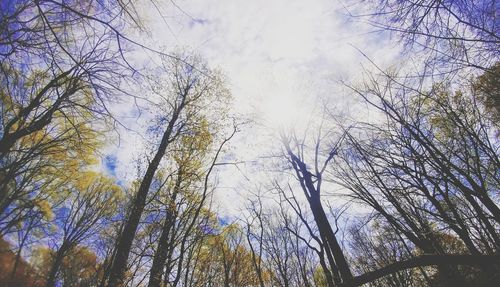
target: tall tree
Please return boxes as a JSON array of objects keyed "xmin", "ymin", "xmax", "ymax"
[
  {"xmin": 148, "ymin": 118, "xmax": 236, "ymax": 287},
  {"xmin": 0, "ymin": 0, "xmax": 138, "ymax": 239},
  {"xmin": 280, "ymin": 129, "xmax": 353, "ymax": 286},
  {"xmin": 334, "ymin": 69, "xmax": 500, "ymax": 285},
  {"xmin": 106, "ymin": 53, "xmax": 231, "ymax": 286},
  {"xmin": 44, "ymin": 173, "xmax": 122, "ymax": 287}
]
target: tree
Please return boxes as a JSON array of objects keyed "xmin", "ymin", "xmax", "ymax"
[
  {"xmin": 245, "ymin": 186, "xmax": 333, "ymax": 287},
  {"xmin": 0, "ymin": 69, "xmax": 106, "ymax": 235},
  {"xmin": 187, "ymin": 223, "xmax": 261, "ymax": 287},
  {"xmin": 33, "ymin": 245, "xmax": 103, "ymax": 287},
  {"xmin": 474, "ymin": 62, "xmax": 500, "ymax": 126},
  {"xmin": 0, "ymin": 0, "xmax": 138, "ymax": 156},
  {"xmin": 44, "ymin": 173, "xmax": 122, "ymax": 287},
  {"xmin": 58, "ymin": 246, "xmax": 103, "ymax": 287},
  {"xmin": 148, "ymin": 118, "xmax": 237, "ymax": 287},
  {"xmin": 243, "ymin": 194, "xmax": 268, "ymax": 287},
  {"xmin": 106, "ymin": 53, "xmax": 231, "ymax": 287},
  {"xmin": 280, "ymin": 129, "xmax": 353, "ymax": 286},
  {"xmin": 0, "ymin": 237, "xmax": 43, "ymax": 287},
  {"xmin": 348, "ymin": 219, "xmax": 430, "ymax": 287},
  {"xmin": 351, "ymin": 0, "xmax": 499, "ymax": 72},
  {"xmin": 0, "ymin": 0, "xmax": 137, "ymax": 240},
  {"xmin": 333, "ymin": 67, "xmax": 500, "ymax": 285}
]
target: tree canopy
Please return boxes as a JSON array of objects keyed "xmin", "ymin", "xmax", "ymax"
[{"xmin": 0, "ymin": 1, "xmax": 498, "ymax": 286}]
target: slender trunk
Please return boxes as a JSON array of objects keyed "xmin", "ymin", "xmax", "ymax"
[
  {"xmin": 183, "ymin": 241, "xmax": 197, "ymax": 287},
  {"xmin": 286, "ymin": 148, "xmax": 352, "ymax": 285},
  {"xmin": 223, "ymin": 269, "xmax": 230, "ymax": 287},
  {"xmin": 318, "ymin": 251, "xmax": 335, "ymax": 287},
  {"xmin": 11, "ymin": 218, "xmax": 34, "ymax": 281},
  {"xmin": 309, "ymin": 195, "xmax": 353, "ymax": 284},
  {"xmin": 45, "ymin": 248, "xmax": 66, "ymax": 287},
  {"xmin": 147, "ymin": 217, "xmax": 174, "ymax": 287},
  {"xmin": 246, "ymin": 225, "xmax": 265, "ymax": 287},
  {"xmin": 148, "ymin": 205, "xmax": 177, "ymax": 286},
  {"xmin": 170, "ymin": 132, "xmax": 236, "ymax": 287},
  {"xmin": 107, "ymin": 98, "xmax": 185, "ymax": 287}
]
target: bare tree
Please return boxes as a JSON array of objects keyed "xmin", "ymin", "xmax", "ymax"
[
  {"xmin": 348, "ymin": 0, "xmax": 499, "ymax": 72},
  {"xmin": 280, "ymin": 129, "xmax": 353, "ymax": 286},
  {"xmin": 333, "ymin": 67, "xmax": 500, "ymax": 285}
]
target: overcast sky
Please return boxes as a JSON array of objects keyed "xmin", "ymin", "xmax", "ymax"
[{"xmin": 104, "ymin": 0, "xmax": 402, "ymax": 217}]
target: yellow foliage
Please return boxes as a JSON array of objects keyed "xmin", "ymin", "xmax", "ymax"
[{"xmin": 34, "ymin": 199, "xmax": 54, "ymax": 221}]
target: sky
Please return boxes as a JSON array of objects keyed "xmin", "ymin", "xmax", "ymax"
[{"xmin": 103, "ymin": 0, "xmax": 402, "ymax": 217}]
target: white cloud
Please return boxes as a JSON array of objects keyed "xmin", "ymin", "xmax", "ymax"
[{"xmin": 106, "ymin": 0, "xmax": 402, "ymax": 217}]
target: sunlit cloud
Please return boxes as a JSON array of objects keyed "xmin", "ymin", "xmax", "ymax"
[{"xmin": 107, "ymin": 0, "xmax": 401, "ymax": 216}]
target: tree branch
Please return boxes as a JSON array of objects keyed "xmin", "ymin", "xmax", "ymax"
[{"xmin": 346, "ymin": 254, "xmax": 500, "ymax": 287}]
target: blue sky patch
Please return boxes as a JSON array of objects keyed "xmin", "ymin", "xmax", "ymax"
[{"xmin": 104, "ymin": 154, "xmax": 117, "ymax": 176}]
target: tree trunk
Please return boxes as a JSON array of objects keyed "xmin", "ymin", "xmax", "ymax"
[
  {"xmin": 148, "ymin": 183, "xmax": 179, "ymax": 287},
  {"xmin": 346, "ymin": 255, "xmax": 500, "ymax": 287},
  {"xmin": 46, "ymin": 249, "xmax": 66, "ymax": 287},
  {"xmin": 147, "ymin": 217, "xmax": 174, "ymax": 287},
  {"xmin": 309, "ymin": 195, "xmax": 353, "ymax": 284},
  {"xmin": 107, "ymin": 99, "xmax": 185, "ymax": 287}
]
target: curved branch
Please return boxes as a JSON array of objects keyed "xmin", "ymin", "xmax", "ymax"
[{"xmin": 346, "ymin": 254, "xmax": 500, "ymax": 287}]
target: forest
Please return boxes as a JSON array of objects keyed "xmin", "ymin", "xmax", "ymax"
[{"xmin": 0, "ymin": 0, "xmax": 498, "ymax": 286}]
